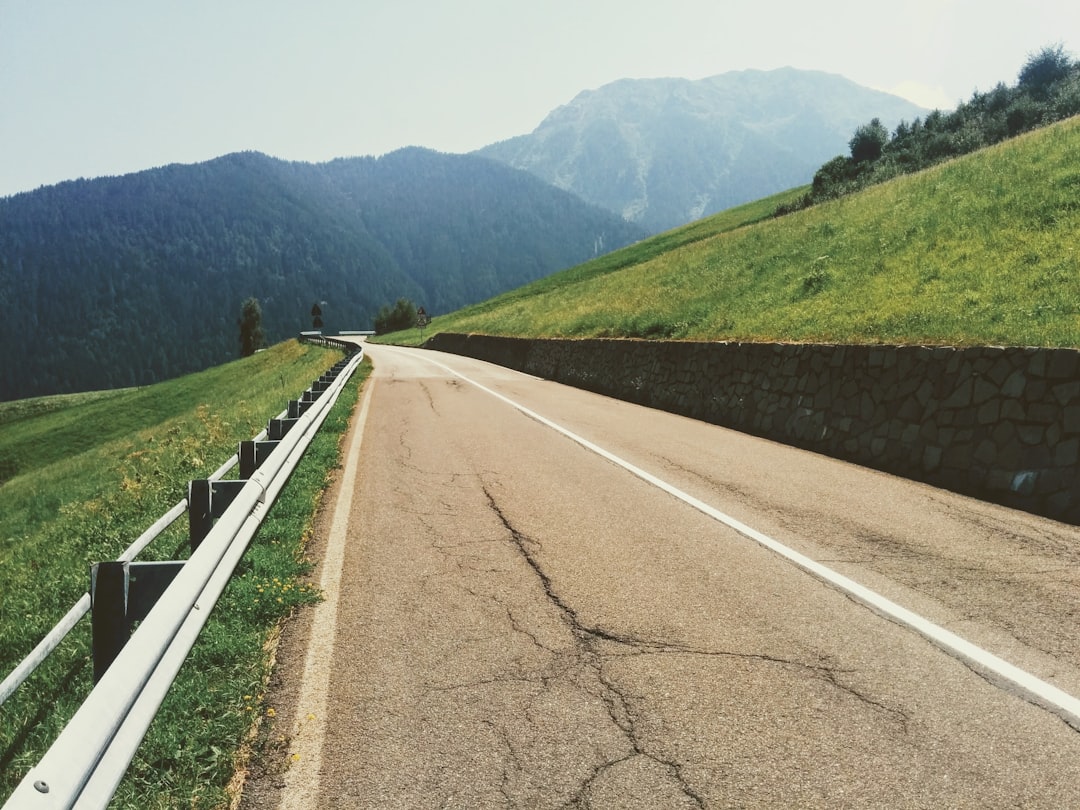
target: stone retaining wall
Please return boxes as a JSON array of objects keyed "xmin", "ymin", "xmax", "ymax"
[{"xmin": 427, "ymin": 333, "xmax": 1080, "ymax": 524}]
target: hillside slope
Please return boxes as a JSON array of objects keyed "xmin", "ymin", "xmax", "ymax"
[
  {"xmin": 419, "ymin": 116, "xmax": 1080, "ymax": 349},
  {"xmin": 475, "ymin": 68, "xmax": 925, "ymax": 233},
  {"xmin": 0, "ymin": 149, "xmax": 644, "ymax": 401}
]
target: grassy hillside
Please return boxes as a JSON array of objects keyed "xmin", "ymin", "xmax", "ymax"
[
  {"xmin": 386, "ymin": 116, "xmax": 1080, "ymax": 349},
  {"xmin": 0, "ymin": 340, "xmax": 367, "ymax": 807}
]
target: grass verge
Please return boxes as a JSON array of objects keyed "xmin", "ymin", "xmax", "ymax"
[{"xmin": 0, "ymin": 342, "xmax": 369, "ymax": 808}]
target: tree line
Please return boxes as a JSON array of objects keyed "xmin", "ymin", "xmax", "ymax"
[
  {"xmin": 0, "ymin": 149, "xmax": 643, "ymax": 401},
  {"xmin": 777, "ymin": 45, "xmax": 1080, "ymax": 215}
]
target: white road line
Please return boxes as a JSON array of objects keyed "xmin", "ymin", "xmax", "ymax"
[
  {"xmin": 413, "ymin": 348, "xmax": 1080, "ymax": 729},
  {"xmin": 279, "ymin": 372, "xmax": 376, "ymax": 810}
]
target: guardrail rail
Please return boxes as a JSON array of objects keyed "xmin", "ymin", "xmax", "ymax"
[{"xmin": 2, "ymin": 342, "xmax": 363, "ymax": 809}]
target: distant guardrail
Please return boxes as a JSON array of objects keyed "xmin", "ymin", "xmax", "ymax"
[
  {"xmin": 300, "ymin": 331, "xmax": 373, "ymax": 351},
  {"xmin": 2, "ymin": 342, "xmax": 363, "ymax": 809}
]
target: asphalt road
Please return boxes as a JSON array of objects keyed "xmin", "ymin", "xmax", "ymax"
[{"xmin": 244, "ymin": 342, "xmax": 1080, "ymax": 809}]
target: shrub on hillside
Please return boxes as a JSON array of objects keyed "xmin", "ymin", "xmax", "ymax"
[
  {"xmin": 374, "ymin": 298, "xmax": 418, "ymax": 334},
  {"xmin": 778, "ymin": 44, "xmax": 1080, "ymax": 217}
]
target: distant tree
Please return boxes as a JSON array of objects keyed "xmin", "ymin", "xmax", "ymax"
[
  {"xmin": 1052, "ymin": 70, "xmax": 1080, "ymax": 119},
  {"xmin": 311, "ymin": 302, "xmax": 324, "ymax": 330},
  {"xmin": 982, "ymin": 82, "xmax": 1014, "ymax": 115},
  {"xmin": 849, "ymin": 118, "xmax": 889, "ymax": 164},
  {"xmin": 239, "ymin": 297, "xmax": 265, "ymax": 357},
  {"xmin": 374, "ymin": 298, "xmax": 418, "ymax": 334},
  {"xmin": 1019, "ymin": 44, "xmax": 1073, "ymax": 99}
]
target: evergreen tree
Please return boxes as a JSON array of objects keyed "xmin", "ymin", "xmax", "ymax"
[{"xmin": 239, "ymin": 297, "xmax": 265, "ymax": 357}]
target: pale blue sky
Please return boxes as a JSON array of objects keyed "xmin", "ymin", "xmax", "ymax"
[{"xmin": 1, "ymin": 0, "xmax": 1077, "ymax": 197}]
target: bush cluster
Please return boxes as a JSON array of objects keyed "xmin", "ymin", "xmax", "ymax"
[
  {"xmin": 374, "ymin": 297, "xmax": 418, "ymax": 334},
  {"xmin": 777, "ymin": 45, "xmax": 1080, "ymax": 215}
]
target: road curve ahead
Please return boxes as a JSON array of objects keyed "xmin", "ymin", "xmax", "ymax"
[{"xmin": 254, "ymin": 342, "xmax": 1080, "ymax": 809}]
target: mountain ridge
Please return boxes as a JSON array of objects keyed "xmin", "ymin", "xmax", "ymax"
[
  {"xmin": 0, "ymin": 148, "xmax": 644, "ymax": 401},
  {"xmin": 0, "ymin": 68, "xmax": 930, "ymax": 400},
  {"xmin": 476, "ymin": 67, "xmax": 926, "ymax": 232}
]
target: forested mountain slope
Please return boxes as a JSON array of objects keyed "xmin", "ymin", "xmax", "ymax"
[{"xmin": 0, "ymin": 149, "xmax": 644, "ymax": 400}]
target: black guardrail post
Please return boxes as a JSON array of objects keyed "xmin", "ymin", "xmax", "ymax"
[
  {"xmin": 188, "ymin": 479, "xmax": 247, "ymax": 551},
  {"xmin": 267, "ymin": 417, "xmax": 299, "ymax": 441},
  {"xmin": 91, "ymin": 562, "xmax": 128, "ymax": 683},
  {"xmin": 239, "ymin": 439, "xmax": 281, "ymax": 479},
  {"xmin": 90, "ymin": 561, "xmax": 185, "ymax": 682}
]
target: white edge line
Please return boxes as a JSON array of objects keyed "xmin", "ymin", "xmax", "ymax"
[
  {"xmin": 412, "ymin": 348, "xmax": 1080, "ymax": 728},
  {"xmin": 278, "ymin": 369, "xmax": 376, "ymax": 810}
]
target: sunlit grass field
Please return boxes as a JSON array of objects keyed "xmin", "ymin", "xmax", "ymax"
[
  {"xmin": 383, "ymin": 116, "xmax": 1080, "ymax": 349},
  {"xmin": 0, "ymin": 340, "xmax": 368, "ymax": 807}
]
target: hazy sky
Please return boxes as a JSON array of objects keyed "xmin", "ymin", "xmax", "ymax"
[{"xmin": 2, "ymin": 0, "xmax": 1077, "ymax": 197}]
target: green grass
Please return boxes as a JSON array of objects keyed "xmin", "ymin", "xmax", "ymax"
[
  {"xmin": 380, "ymin": 116, "xmax": 1080, "ymax": 349},
  {"xmin": 376, "ymin": 185, "xmax": 809, "ymax": 346},
  {"xmin": 0, "ymin": 340, "xmax": 370, "ymax": 807},
  {"xmin": 0, "ymin": 343, "xmax": 334, "ymax": 567}
]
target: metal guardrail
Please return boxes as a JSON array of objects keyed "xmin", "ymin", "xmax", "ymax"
[
  {"xmin": 0, "ymin": 458, "xmax": 246, "ymax": 708},
  {"xmin": 2, "ymin": 345, "xmax": 363, "ymax": 809},
  {"xmin": 299, "ymin": 332, "xmax": 365, "ymax": 352}
]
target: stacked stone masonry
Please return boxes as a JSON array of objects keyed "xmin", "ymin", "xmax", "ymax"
[{"xmin": 427, "ymin": 334, "xmax": 1080, "ymax": 525}]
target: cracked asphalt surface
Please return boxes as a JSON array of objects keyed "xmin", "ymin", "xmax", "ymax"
[{"xmin": 243, "ymin": 343, "xmax": 1080, "ymax": 808}]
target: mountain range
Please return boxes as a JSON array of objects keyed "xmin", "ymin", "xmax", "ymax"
[
  {"xmin": 0, "ymin": 67, "xmax": 928, "ymax": 401},
  {"xmin": 476, "ymin": 68, "xmax": 926, "ymax": 232},
  {"xmin": 0, "ymin": 149, "xmax": 643, "ymax": 400}
]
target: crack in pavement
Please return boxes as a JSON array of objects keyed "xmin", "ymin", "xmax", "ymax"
[
  {"xmin": 417, "ymin": 380, "xmax": 438, "ymax": 412},
  {"xmin": 482, "ymin": 484, "xmax": 706, "ymax": 808},
  {"xmin": 474, "ymin": 483, "xmax": 913, "ymax": 807},
  {"xmin": 472, "ymin": 587, "xmax": 560, "ymax": 656}
]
